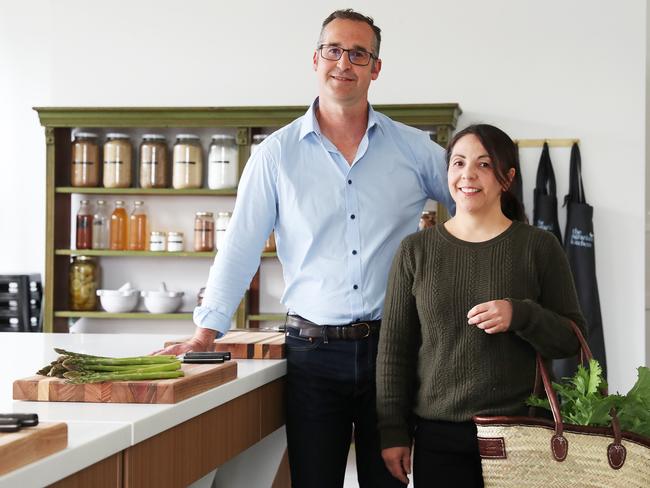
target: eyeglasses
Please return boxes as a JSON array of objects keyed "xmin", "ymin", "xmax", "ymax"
[{"xmin": 318, "ymin": 44, "xmax": 377, "ymax": 66}]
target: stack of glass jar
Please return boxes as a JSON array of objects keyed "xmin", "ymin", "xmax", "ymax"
[
  {"xmin": 70, "ymin": 131, "xmax": 249, "ymax": 190},
  {"xmin": 75, "ymin": 200, "xmax": 149, "ymax": 251}
]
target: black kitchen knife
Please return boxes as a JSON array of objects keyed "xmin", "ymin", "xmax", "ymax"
[{"xmin": 0, "ymin": 413, "xmax": 39, "ymax": 427}]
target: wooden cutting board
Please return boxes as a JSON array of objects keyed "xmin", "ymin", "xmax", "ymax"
[
  {"xmin": 12, "ymin": 361, "xmax": 237, "ymax": 404},
  {"xmin": 0, "ymin": 422, "xmax": 67, "ymax": 476},
  {"xmin": 165, "ymin": 330, "xmax": 286, "ymax": 359}
]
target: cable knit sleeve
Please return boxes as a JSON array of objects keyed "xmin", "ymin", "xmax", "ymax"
[
  {"xmin": 377, "ymin": 236, "xmax": 422, "ymax": 449},
  {"xmin": 508, "ymin": 231, "xmax": 587, "ymax": 358}
]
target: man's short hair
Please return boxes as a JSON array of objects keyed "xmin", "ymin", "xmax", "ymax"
[{"xmin": 319, "ymin": 9, "xmax": 382, "ymax": 56}]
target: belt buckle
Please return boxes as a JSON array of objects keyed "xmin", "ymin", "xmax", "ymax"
[{"xmin": 350, "ymin": 322, "xmax": 370, "ymax": 339}]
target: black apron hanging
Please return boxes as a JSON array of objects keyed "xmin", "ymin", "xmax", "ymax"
[
  {"xmin": 554, "ymin": 144, "xmax": 607, "ymax": 380},
  {"xmin": 533, "ymin": 142, "xmax": 562, "ymax": 242}
]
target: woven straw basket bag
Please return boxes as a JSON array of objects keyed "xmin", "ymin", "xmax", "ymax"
[{"xmin": 474, "ymin": 323, "xmax": 650, "ymax": 487}]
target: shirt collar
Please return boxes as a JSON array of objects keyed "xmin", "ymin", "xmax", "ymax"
[{"xmin": 299, "ymin": 97, "xmax": 382, "ymax": 141}]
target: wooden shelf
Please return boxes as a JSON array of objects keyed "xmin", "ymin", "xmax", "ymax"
[
  {"xmin": 55, "ymin": 311, "xmax": 193, "ymax": 320},
  {"xmin": 55, "ymin": 249, "xmax": 278, "ymax": 258},
  {"xmin": 56, "ymin": 187, "xmax": 237, "ymax": 196}
]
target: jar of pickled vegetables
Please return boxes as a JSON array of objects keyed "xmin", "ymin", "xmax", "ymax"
[{"xmin": 69, "ymin": 256, "xmax": 99, "ymax": 311}]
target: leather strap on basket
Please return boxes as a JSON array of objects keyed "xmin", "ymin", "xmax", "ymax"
[{"xmin": 536, "ymin": 320, "xmax": 626, "ymax": 468}]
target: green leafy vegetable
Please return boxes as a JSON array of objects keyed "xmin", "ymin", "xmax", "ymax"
[{"xmin": 527, "ymin": 359, "xmax": 650, "ymax": 438}]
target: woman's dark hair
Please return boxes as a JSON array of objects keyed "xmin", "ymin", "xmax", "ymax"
[{"xmin": 446, "ymin": 124, "xmax": 527, "ymax": 222}]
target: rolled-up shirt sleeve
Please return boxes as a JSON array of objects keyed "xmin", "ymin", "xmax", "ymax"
[{"xmin": 193, "ymin": 144, "xmax": 278, "ymax": 336}]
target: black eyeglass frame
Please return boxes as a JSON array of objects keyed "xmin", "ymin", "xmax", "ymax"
[{"xmin": 317, "ymin": 44, "xmax": 378, "ymax": 66}]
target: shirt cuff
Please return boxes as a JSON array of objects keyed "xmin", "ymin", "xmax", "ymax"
[
  {"xmin": 192, "ymin": 305, "xmax": 231, "ymax": 337},
  {"xmin": 379, "ymin": 426, "xmax": 412, "ymax": 450}
]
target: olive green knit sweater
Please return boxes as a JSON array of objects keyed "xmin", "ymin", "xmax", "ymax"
[{"xmin": 376, "ymin": 221, "xmax": 586, "ymax": 449}]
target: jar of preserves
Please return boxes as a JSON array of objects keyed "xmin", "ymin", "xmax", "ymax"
[
  {"xmin": 71, "ymin": 132, "xmax": 99, "ymax": 187},
  {"xmin": 208, "ymin": 135, "xmax": 238, "ymax": 189},
  {"xmin": 149, "ymin": 231, "xmax": 166, "ymax": 252},
  {"xmin": 419, "ymin": 211, "xmax": 437, "ymax": 231},
  {"xmin": 69, "ymin": 256, "xmax": 98, "ymax": 311},
  {"xmin": 92, "ymin": 200, "xmax": 110, "ymax": 249},
  {"xmin": 172, "ymin": 134, "xmax": 202, "ymax": 189},
  {"xmin": 139, "ymin": 134, "xmax": 168, "ymax": 188},
  {"xmin": 103, "ymin": 133, "xmax": 132, "ymax": 188},
  {"xmin": 76, "ymin": 200, "xmax": 93, "ymax": 250},
  {"xmin": 194, "ymin": 212, "xmax": 215, "ymax": 252},
  {"xmin": 109, "ymin": 200, "xmax": 128, "ymax": 250},
  {"xmin": 167, "ymin": 232, "xmax": 184, "ymax": 252},
  {"xmin": 215, "ymin": 211, "xmax": 232, "ymax": 251}
]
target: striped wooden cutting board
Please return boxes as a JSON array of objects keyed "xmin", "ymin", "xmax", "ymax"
[
  {"xmin": 165, "ymin": 330, "xmax": 286, "ymax": 359},
  {"xmin": 13, "ymin": 361, "xmax": 237, "ymax": 404},
  {"xmin": 0, "ymin": 422, "xmax": 67, "ymax": 476}
]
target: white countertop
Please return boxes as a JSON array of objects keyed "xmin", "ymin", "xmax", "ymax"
[{"xmin": 0, "ymin": 332, "xmax": 286, "ymax": 488}]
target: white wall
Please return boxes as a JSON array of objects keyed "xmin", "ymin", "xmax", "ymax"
[{"xmin": 0, "ymin": 0, "xmax": 646, "ymax": 392}]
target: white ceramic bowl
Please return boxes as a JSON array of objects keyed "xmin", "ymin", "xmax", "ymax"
[
  {"xmin": 141, "ymin": 290, "xmax": 184, "ymax": 314},
  {"xmin": 96, "ymin": 289, "xmax": 139, "ymax": 313}
]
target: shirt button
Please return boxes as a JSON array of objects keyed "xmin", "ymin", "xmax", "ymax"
[
  {"xmin": 350, "ymin": 214, "xmax": 355, "ymax": 220},
  {"xmin": 352, "ymin": 250, "xmax": 357, "ymax": 255},
  {"xmin": 348, "ymin": 179, "xmax": 352, "ymax": 184},
  {"xmin": 353, "ymin": 285, "xmax": 358, "ymax": 290}
]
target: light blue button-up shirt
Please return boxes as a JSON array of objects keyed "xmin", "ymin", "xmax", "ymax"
[{"xmin": 194, "ymin": 99, "xmax": 454, "ymax": 335}]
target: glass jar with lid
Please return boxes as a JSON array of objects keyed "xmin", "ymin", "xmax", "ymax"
[
  {"xmin": 194, "ymin": 212, "xmax": 215, "ymax": 252},
  {"xmin": 167, "ymin": 232, "xmax": 185, "ymax": 252},
  {"xmin": 208, "ymin": 135, "xmax": 239, "ymax": 189},
  {"xmin": 69, "ymin": 256, "xmax": 99, "ymax": 311},
  {"xmin": 103, "ymin": 133, "xmax": 132, "ymax": 188},
  {"xmin": 172, "ymin": 134, "xmax": 202, "ymax": 189},
  {"xmin": 71, "ymin": 132, "xmax": 99, "ymax": 187},
  {"xmin": 149, "ymin": 231, "xmax": 166, "ymax": 252},
  {"xmin": 139, "ymin": 134, "xmax": 168, "ymax": 188},
  {"xmin": 216, "ymin": 211, "xmax": 232, "ymax": 251},
  {"xmin": 128, "ymin": 200, "xmax": 148, "ymax": 251},
  {"xmin": 250, "ymin": 134, "xmax": 267, "ymax": 155},
  {"xmin": 418, "ymin": 211, "xmax": 437, "ymax": 231}
]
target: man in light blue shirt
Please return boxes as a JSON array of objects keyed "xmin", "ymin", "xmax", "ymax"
[{"xmin": 159, "ymin": 8, "xmax": 453, "ymax": 488}]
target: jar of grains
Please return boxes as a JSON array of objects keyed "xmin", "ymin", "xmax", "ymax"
[
  {"xmin": 71, "ymin": 132, "xmax": 99, "ymax": 187},
  {"xmin": 194, "ymin": 212, "xmax": 215, "ymax": 252},
  {"xmin": 215, "ymin": 211, "xmax": 232, "ymax": 251},
  {"xmin": 172, "ymin": 134, "xmax": 202, "ymax": 189},
  {"xmin": 69, "ymin": 256, "xmax": 99, "ymax": 311},
  {"xmin": 103, "ymin": 133, "xmax": 132, "ymax": 188},
  {"xmin": 139, "ymin": 134, "xmax": 167, "ymax": 188}
]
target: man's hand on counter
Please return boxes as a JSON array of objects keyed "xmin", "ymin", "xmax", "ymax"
[{"xmin": 151, "ymin": 327, "xmax": 217, "ymax": 356}]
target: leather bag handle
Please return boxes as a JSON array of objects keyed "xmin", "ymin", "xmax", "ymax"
[{"xmin": 535, "ymin": 320, "xmax": 626, "ymax": 468}]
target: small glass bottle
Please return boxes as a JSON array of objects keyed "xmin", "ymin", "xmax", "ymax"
[
  {"xmin": 71, "ymin": 132, "xmax": 99, "ymax": 187},
  {"xmin": 103, "ymin": 133, "xmax": 133, "ymax": 188},
  {"xmin": 194, "ymin": 212, "xmax": 215, "ymax": 252},
  {"xmin": 215, "ymin": 211, "xmax": 232, "ymax": 251},
  {"xmin": 172, "ymin": 134, "xmax": 203, "ymax": 189},
  {"xmin": 109, "ymin": 200, "xmax": 128, "ymax": 250},
  {"xmin": 92, "ymin": 200, "xmax": 110, "ymax": 249},
  {"xmin": 167, "ymin": 232, "xmax": 184, "ymax": 252},
  {"xmin": 250, "ymin": 134, "xmax": 267, "ymax": 155},
  {"xmin": 69, "ymin": 256, "xmax": 98, "ymax": 311},
  {"xmin": 139, "ymin": 134, "xmax": 168, "ymax": 188},
  {"xmin": 208, "ymin": 135, "xmax": 239, "ymax": 189},
  {"xmin": 128, "ymin": 200, "xmax": 148, "ymax": 251},
  {"xmin": 75, "ymin": 200, "xmax": 93, "ymax": 250}
]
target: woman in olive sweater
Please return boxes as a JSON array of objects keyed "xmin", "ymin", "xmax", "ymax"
[{"xmin": 376, "ymin": 124, "xmax": 586, "ymax": 487}]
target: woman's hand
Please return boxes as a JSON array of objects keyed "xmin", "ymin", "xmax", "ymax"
[
  {"xmin": 467, "ymin": 299, "xmax": 512, "ymax": 334},
  {"xmin": 381, "ymin": 446, "xmax": 411, "ymax": 484}
]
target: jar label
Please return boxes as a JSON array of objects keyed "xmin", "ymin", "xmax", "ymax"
[
  {"xmin": 104, "ymin": 160, "xmax": 124, "ymax": 164},
  {"xmin": 72, "ymin": 161, "xmax": 95, "ymax": 165},
  {"xmin": 175, "ymin": 161, "xmax": 197, "ymax": 165},
  {"xmin": 210, "ymin": 160, "xmax": 231, "ymax": 164}
]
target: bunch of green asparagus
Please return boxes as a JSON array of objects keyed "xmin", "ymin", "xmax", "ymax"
[{"xmin": 36, "ymin": 348, "xmax": 183, "ymax": 384}]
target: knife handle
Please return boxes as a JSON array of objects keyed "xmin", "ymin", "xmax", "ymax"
[
  {"xmin": 0, "ymin": 419, "xmax": 21, "ymax": 432},
  {"xmin": 182, "ymin": 357, "xmax": 225, "ymax": 364},
  {"xmin": 0, "ymin": 413, "xmax": 39, "ymax": 427}
]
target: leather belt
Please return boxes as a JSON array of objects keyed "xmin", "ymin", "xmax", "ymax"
[{"xmin": 286, "ymin": 315, "xmax": 380, "ymax": 341}]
